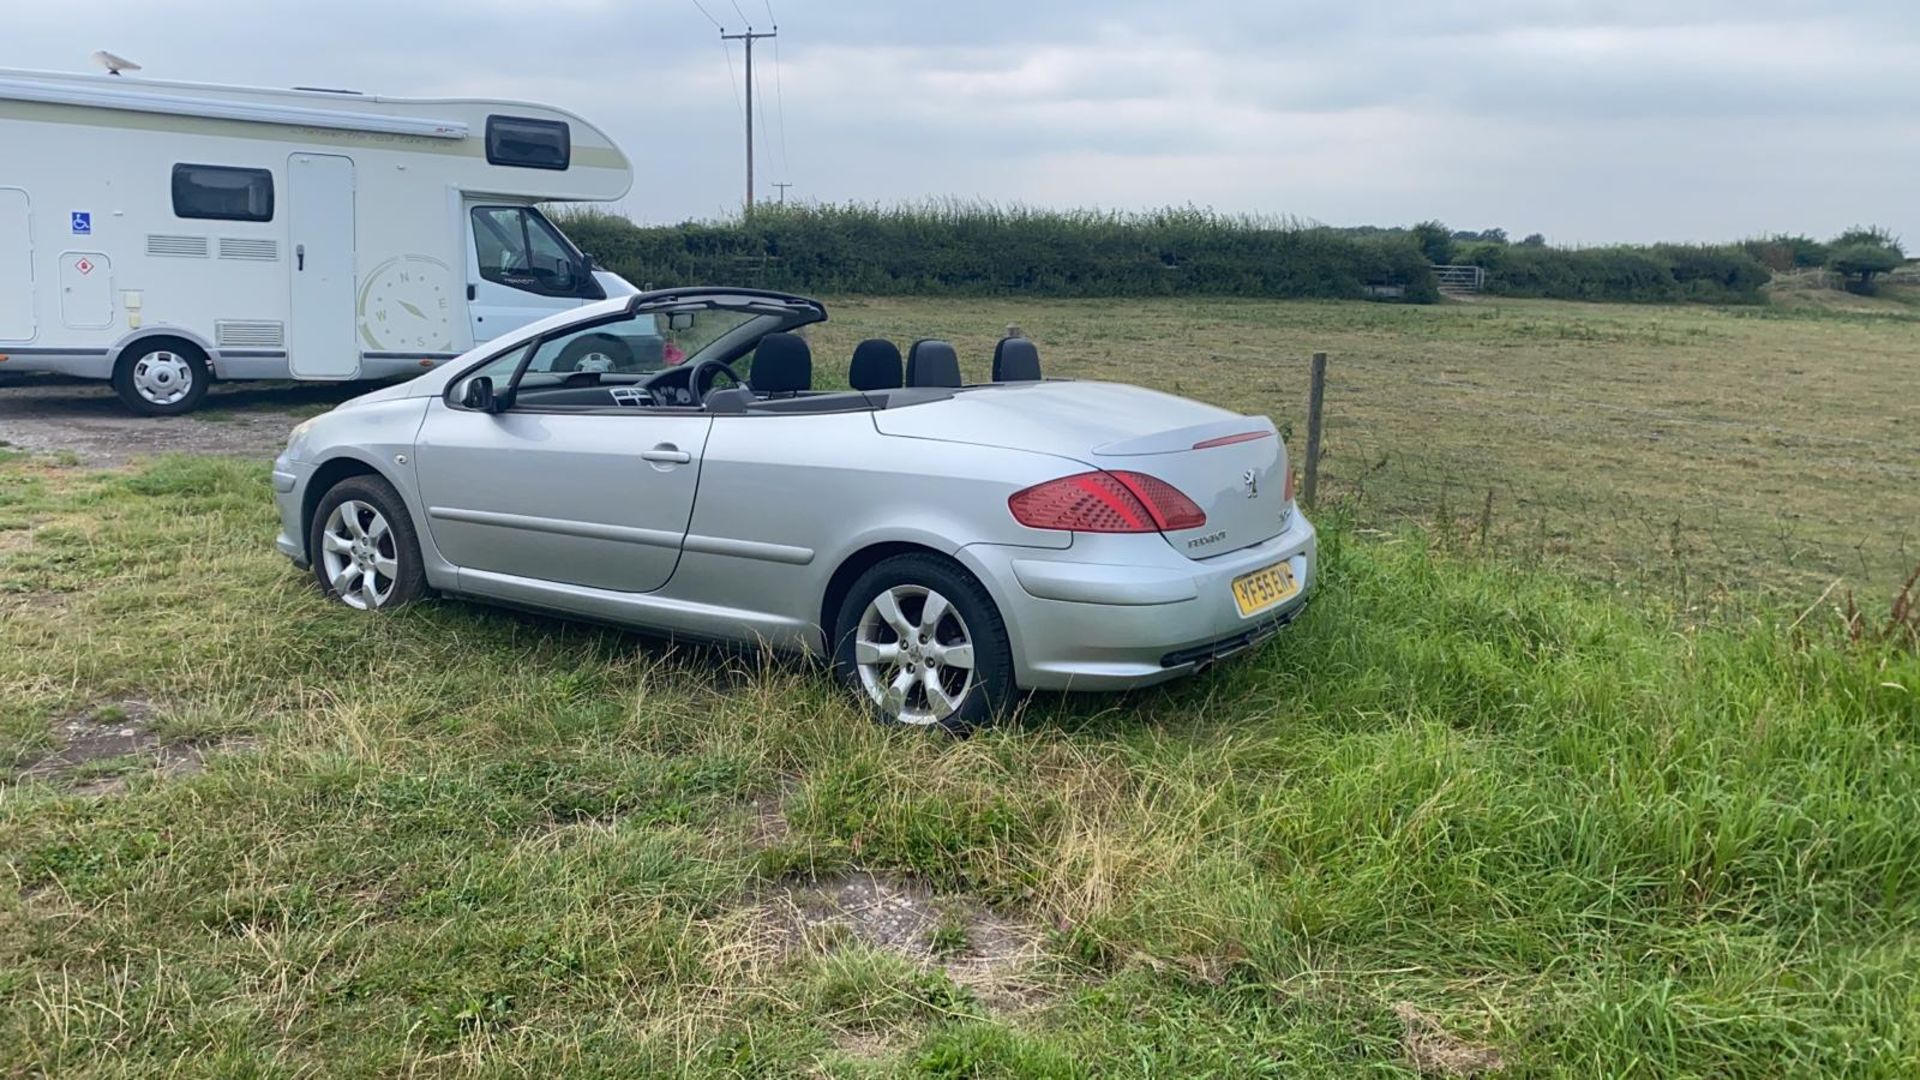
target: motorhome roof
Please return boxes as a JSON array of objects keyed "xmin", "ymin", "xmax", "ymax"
[
  {"xmin": 0, "ymin": 73, "xmax": 469, "ymax": 139},
  {"xmin": 0, "ymin": 66, "xmax": 634, "ymax": 201}
]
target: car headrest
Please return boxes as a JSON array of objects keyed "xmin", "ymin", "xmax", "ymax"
[
  {"xmin": 752, "ymin": 332, "xmax": 811, "ymax": 394},
  {"xmin": 905, "ymin": 339, "xmax": 962, "ymax": 388},
  {"xmin": 848, "ymin": 338, "xmax": 903, "ymax": 391},
  {"xmin": 991, "ymin": 337, "xmax": 1042, "ymax": 381}
]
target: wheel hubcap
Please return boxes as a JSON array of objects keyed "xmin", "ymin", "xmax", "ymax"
[
  {"xmin": 855, "ymin": 585, "xmax": 976, "ymax": 725},
  {"xmin": 576, "ymin": 352, "xmax": 615, "ymax": 373},
  {"xmin": 132, "ymin": 351, "xmax": 194, "ymax": 406},
  {"xmin": 320, "ymin": 500, "xmax": 399, "ymax": 610}
]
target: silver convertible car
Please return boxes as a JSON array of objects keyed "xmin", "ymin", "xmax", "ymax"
[{"xmin": 273, "ymin": 288, "xmax": 1317, "ymax": 732}]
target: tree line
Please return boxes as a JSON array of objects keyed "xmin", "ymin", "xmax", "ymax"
[{"xmin": 557, "ymin": 203, "xmax": 1907, "ymax": 305}]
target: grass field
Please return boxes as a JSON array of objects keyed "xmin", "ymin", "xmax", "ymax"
[
  {"xmin": 805, "ymin": 290, "xmax": 1920, "ymax": 606},
  {"xmin": 2, "ymin": 449, "xmax": 1917, "ymax": 1076},
  {"xmin": 3, "ymin": 292, "xmax": 1919, "ymax": 1075}
]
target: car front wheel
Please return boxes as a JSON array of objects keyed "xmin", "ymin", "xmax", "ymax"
[
  {"xmin": 309, "ymin": 475, "xmax": 426, "ymax": 611},
  {"xmin": 832, "ymin": 554, "xmax": 1014, "ymax": 734}
]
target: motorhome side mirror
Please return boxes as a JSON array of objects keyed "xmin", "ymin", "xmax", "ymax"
[
  {"xmin": 462, "ymin": 376, "xmax": 496, "ymax": 412},
  {"xmin": 668, "ymin": 312, "xmax": 696, "ymax": 331}
]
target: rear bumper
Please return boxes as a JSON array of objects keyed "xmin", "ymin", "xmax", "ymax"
[{"xmin": 962, "ymin": 509, "xmax": 1317, "ymax": 691}]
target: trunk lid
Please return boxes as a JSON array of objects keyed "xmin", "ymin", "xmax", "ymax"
[
  {"xmin": 1089, "ymin": 419, "xmax": 1288, "ymax": 559},
  {"xmin": 872, "ymin": 381, "xmax": 1292, "ymax": 559}
]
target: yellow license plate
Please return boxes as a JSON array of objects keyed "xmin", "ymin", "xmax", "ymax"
[{"xmin": 1231, "ymin": 561, "xmax": 1298, "ymax": 617}]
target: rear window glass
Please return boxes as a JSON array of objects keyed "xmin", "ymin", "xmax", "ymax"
[
  {"xmin": 486, "ymin": 115, "xmax": 570, "ymax": 170},
  {"xmin": 171, "ymin": 164, "xmax": 274, "ymax": 222}
]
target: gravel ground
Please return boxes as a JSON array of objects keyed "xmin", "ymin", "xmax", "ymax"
[{"xmin": 0, "ymin": 374, "xmax": 375, "ymax": 467}]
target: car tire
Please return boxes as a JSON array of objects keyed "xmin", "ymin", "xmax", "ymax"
[
  {"xmin": 832, "ymin": 554, "xmax": 1015, "ymax": 735},
  {"xmin": 308, "ymin": 475, "xmax": 427, "ymax": 612},
  {"xmin": 112, "ymin": 341, "xmax": 210, "ymax": 416},
  {"xmin": 555, "ymin": 333, "xmax": 634, "ymax": 373}
]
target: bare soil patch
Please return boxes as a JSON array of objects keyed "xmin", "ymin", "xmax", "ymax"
[
  {"xmin": 760, "ymin": 870, "xmax": 1049, "ymax": 1013},
  {"xmin": 10, "ymin": 699, "xmax": 251, "ymax": 795},
  {"xmin": 0, "ymin": 375, "xmax": 369, "ymax": 466}
]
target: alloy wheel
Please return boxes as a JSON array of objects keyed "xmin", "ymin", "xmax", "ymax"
[
  {"xmin": 319, "ymin": 499, "xmax": 400, "ymax": 610},
  {"xmin": 854, "ymin": 585, "xmax": 976, "ymax": 725}
]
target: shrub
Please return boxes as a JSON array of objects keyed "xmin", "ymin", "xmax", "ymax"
[
  {"xmin": 1828, "ymin": 243, "xmax": 1904, "ymax": 294},
  {"xmin": 1832, "ymin": 225, "xmax": 1904, "ymax": 257},
  {"xmin": 1468, "ymin": 243, "xmax": 1770, "ymax": 303},
  {"xmin": 555, "ymin": 203, "xmax": 1438, "ymax": 302},
  {"xmin": 1410, "ymin": 220, "xmax": 1455, "ymax": 264},
  {"xmin": 1741, "ymin": 234, "xmax": 1829, "ymax": 271}
]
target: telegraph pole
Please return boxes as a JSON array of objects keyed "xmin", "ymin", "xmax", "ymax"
[
  {"xmin": 772, "ymin": 181, "xmax": 793, "ymax": 204},
  {"xmin": 721, "ymin": 26, "xmax": 777, "ymax": 213}
]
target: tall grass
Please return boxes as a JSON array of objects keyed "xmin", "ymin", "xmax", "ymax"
[
  {"xmin": 2, "ymin": 455, "xmax": 1917, "ymax": 1075},
  {"xmin": 556, "ymin": 202, "xmax": 1440, "ymax": 301}
]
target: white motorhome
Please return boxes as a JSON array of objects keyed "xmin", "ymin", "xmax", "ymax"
[{"xmin": 0, "ymin": 67, "xmax": 637, "ymax": 413}]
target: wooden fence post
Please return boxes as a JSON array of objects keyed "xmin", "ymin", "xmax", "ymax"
[{"xmin": 1302, "ymin": 352, "xmax": 1327, "ymax": 507}]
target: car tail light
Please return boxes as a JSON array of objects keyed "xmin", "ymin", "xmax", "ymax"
[
  {"xmin": 1009, "ymin": 471, "xmax": 1206, "ymax": 533},
  {"xmin": 1284, "ymin": 467, "xmax": 1296, "ymax": 503}
]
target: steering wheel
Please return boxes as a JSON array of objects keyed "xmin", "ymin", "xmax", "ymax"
[{"xmin": 687, "ymin": 356, "xmax": 749, "ymax": 401}]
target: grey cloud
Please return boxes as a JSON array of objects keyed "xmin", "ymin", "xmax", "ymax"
[{"xmin": 2, "ymin": 0, "xmax": 1916, "ymax": 241}]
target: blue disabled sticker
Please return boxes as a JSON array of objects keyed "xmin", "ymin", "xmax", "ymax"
[{"xmin": 71, "ymin": 211, "xmax": 91, "ymax": 235}]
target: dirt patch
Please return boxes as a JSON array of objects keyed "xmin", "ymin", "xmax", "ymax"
[
  {"xmin": 760, "ymin": 870, "xmax": 1048, "ymax": 1014},
  {"xmin": 1393, "ymin": 1001, "xmax": 1506, "ymax": 1077},
  {"xmin": 10, "ymin": 699, "xmax": 250, "ymax": 795},
  {"xmin": 830, "ymin": 1028, "xmax": 904, "ymax": 1062},
  {"xmin": 0, "ymin": 375, "xmax": 369, "ymax": 467}
]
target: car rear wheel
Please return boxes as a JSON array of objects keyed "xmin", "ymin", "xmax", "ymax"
[
  {"xmin": 832, "ymin": 554, "xmax": 1014, "ymax": 734},
  {"xmin": 309, "ymin": 476, "xmax": 426, "ymax": 611}
]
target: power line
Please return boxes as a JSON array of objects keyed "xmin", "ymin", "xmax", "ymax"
[
  {"xmin": 688, "ymin": 0, "xmax": 724, "ymax": 30},
  {"xmin": 769, "ymin": 19, "xmax": 792, "ymax": 185},
  {"xmin": 717, "ymin": 33, "xmax": 742, "ymax": 122},
  {"xmin": 727, "ymin": 0, "xmax": 750, "ymax": 28},
  {"xmin": 753, "ymin": 47, "xmax": 772, "ymax": 199}
]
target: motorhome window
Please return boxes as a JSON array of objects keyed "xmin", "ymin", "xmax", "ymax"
[
  {"xmin": 171, "ymin": 164, "xmax": 274, "ymax": 222},
  {"xmin": 472, "ymin": 206, "xmax": 591, "ymax": 298},
  {"xmin": 486, "ymin": 116, "xmax": 570, "ymax": 170}
]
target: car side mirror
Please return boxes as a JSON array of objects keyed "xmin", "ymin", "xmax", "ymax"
[
  {"xmin": 668, "ymin": 312, "xmax": 696, "ymax": 331},
  {"xmin": 462, "ymin": 375, "xmax": 500, "ymax": 413}
]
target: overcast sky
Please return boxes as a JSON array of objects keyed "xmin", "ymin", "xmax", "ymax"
[{"xmin": 7, "ymin": 1, "xmax": 1917, "ymax": 245}]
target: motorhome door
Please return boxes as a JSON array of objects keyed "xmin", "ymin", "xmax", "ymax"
[
  {"xmin": 287, "ymin": 154, "xmax": 358, "ymax": 378},
  {"xmin": 0, "ymin": 188, "xmax": 33, "ymax": 342}
]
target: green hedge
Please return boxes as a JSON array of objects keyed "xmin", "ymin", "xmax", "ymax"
[
  {"xmin": 554, "ymin": 203, "xmax": 1439, "ymax": 302},
  {"xmin": 1462, "ymin": 242, "xmax": 1772, "ymax": 303}
]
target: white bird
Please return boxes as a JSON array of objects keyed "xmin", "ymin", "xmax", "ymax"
[{"xmin": 91, "ymin": 50, "xmax": 142, "ymax": 76}]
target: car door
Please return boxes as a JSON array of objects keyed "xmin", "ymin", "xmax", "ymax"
[{"xmin": 412, "ymin": 318, "xmax": 710, "ymax": 594}]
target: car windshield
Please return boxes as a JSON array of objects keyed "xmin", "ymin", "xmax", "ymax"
[{"xmin": 508, "ymin": 308, "xmax": 778, "ymax": 384}]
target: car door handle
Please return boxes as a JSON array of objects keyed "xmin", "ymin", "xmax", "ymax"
[{"xmin": 641, "ymin": 445, "xmax": 692, "ymax": 465}]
